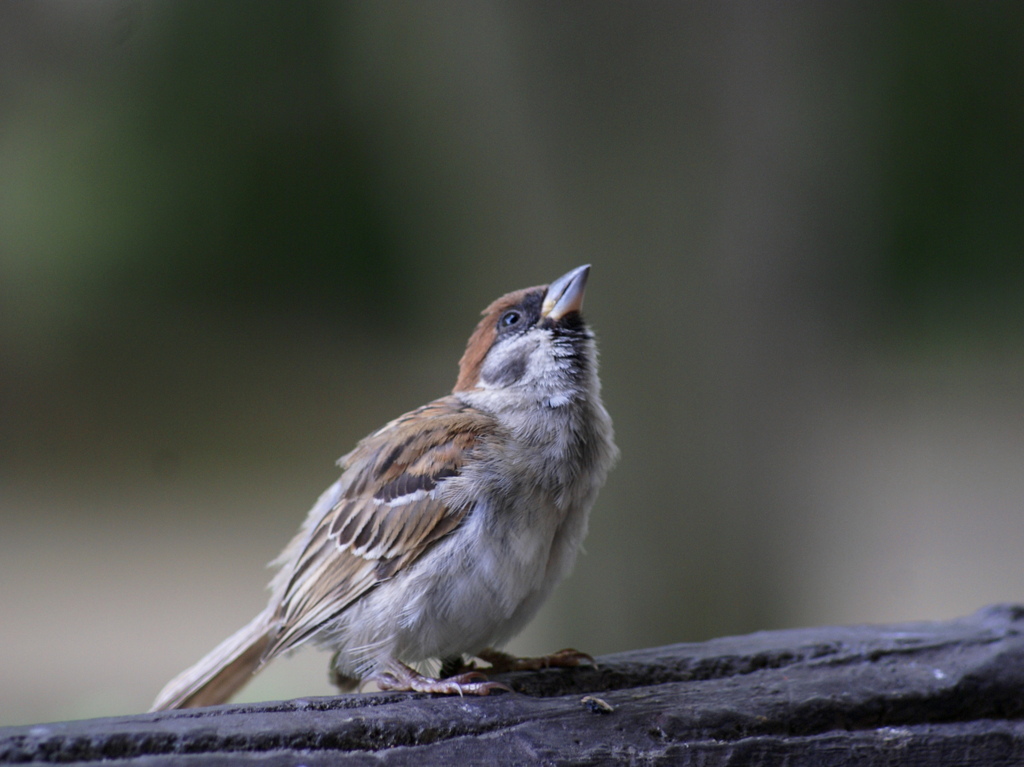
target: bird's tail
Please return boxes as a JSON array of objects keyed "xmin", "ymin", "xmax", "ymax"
[{"xmin": 150, "ymin": 608, "xmax": 276, "ymax": 711}]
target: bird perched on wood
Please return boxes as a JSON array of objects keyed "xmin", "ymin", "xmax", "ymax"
[{"xmin": 151, "ymin": 265, "xmax": 617, "ymax": 709}]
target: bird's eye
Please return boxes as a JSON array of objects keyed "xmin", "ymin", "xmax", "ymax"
[{"xmin": 500, "ymin": 310, "xmax": 521, "ymax": 328}]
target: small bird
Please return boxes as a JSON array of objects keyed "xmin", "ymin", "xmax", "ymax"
[{"xmin": 151, "ymin": 265, "xmax": 617, "ymax": 709}]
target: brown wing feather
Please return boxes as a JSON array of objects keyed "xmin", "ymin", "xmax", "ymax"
[{"xmin": 264, "ymin": 397, "xmax": 494, "ymax": 655}]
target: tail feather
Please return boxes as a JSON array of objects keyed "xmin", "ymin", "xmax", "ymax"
[{"xmin": 151, "ymin": 609, "xmax": 276, "ymax": 711}]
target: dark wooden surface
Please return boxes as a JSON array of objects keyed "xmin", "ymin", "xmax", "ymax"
[{"xmin": 4, "ymin": 604, "xmax": 1024, "ymax": 765}]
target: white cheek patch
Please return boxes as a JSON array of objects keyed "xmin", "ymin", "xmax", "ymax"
[
  {"xmin": 481, "ymin": 351, "xmax": 527, "ymax": 388},
  {"xmin": 480, "ymin": 333, "xmax": 543, "ymax": 389},
  {"xmin": 475, "ymin": 332, "xmax": 582, "ymax": 402}
]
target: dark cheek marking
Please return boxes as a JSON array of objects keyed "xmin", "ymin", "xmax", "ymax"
[{"xmin": 484, "ymin": 353, "xmax": 527, "ymax": 387}]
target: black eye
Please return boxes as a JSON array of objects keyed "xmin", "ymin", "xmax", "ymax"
[{"xmin": 499, "ymin": 310, "xmax": 521, "ymax": 329}]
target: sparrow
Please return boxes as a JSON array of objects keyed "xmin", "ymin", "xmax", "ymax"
[{"xmin": 151, "ymin": 265, "xmax": 617, "ymax": 709}]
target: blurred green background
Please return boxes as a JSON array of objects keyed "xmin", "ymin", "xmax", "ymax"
[{"xmin": 2, "ymin": 1, "xmax": 1023, "ymax": 727}]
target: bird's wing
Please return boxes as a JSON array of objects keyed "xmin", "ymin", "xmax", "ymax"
[{"xmin": 264, "ymin": 396, "xmax": 495, "ymax": 656}]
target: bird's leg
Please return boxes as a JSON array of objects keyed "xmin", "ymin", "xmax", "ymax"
[
  {"xmin": 373, "ymin": 657, "xmax": 511, "ymax": 696},
  {"xmin": 476, "ymin": 647, "xmax": 597, "ymax": 672}
]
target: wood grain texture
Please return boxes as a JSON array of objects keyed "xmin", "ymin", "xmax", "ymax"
[{"xmin": 4, "ymin": 604, "xmax": 1024, "ymax": 765}]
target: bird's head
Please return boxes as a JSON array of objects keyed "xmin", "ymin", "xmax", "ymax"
[{"xmin": 454, "ymin": 265, "xmax": 596, "ymax": 407}]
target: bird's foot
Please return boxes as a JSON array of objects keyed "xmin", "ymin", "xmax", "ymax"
[
  {"xmin": 374, "ymin": 658, "xmax": 511, "ymax": 696},
  {"xmin": 476, "ymin": 647, "xmax": 597, "ymax": 672}
]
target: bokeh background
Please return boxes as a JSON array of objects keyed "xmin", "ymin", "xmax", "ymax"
[{"xmin": 3, "ymin": 1, "xmax": 1023, "ymax": 727}]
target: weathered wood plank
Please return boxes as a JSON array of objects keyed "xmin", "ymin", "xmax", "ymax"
[{"xmin": 3, "ymin": 604, "xmax": 1024, "ymax": 765}]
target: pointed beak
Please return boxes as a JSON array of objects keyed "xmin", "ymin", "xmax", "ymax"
[{"xmin": 541, "ymin": 264, "xmax": 590, "ymax": 321}]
